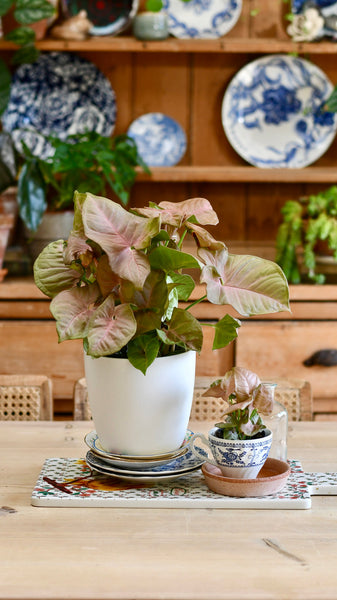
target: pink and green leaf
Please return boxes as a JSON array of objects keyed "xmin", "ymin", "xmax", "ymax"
[
  {"xmin": 87, "ymin": 295, "xmax": 137, "ymax": 357},
  {"xmin": 50, "ymin": 284, "xmax": 100, "ymax": 341},
  {"xmin": 34, "ymin": 240, "xmax": 81, "ymax": 298}
]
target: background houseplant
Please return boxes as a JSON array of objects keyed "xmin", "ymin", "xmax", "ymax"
[
  {"xmin": 275, "ymin": 184, "xmax": 337, "ymax": 284},
  {"xmin": 33, "ymin": 192, "xmax": 289, "ymax": 454},
  {"xmin": 17, "ymin": 130, "xmax": 149, "ymax": 233}
]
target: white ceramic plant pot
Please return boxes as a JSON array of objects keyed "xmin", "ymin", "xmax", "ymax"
[
  {"xmin": 84, "ymin": 350, "xmax": 196, "ymax": 456},
  {"xmin": 190, "ymin": 427, "xmax": 273, "ymax": 479}
]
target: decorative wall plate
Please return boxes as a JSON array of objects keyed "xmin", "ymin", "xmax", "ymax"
[
  {"xmin": 222, "ymin": 54, "xmax": 337, "ymax": 168},
  {"xmin": 1, "ymin": 52, "xmax": 116, "ymax": 159},
  {"xmin": 127, "ymin": 113, "xmax": 187, "ymax": 166},
  {"xmin": 84, "ymin": 430, "xmax": 192, "ymax": 469},
  {"xmin": 85, "ymin": 448, "xmax": 206, "ymax": 482},
  {"xmin": 162, "ymin": 0, "xmax": 242, "ymax": 39},
  {"xmin": 61, "ymin": 0, "xmax": 138, "ymax": 36}
]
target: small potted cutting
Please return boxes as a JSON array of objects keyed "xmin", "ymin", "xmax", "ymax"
[
  {"xmin": 190, "ymin": 367, "xmax": 275, "ymax": 479},
  {"xmin": 33, "ymin": 193, "xmax": 289, "ymax": 457}
]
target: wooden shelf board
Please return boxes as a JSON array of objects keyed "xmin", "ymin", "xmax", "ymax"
[
  {"xmin": 1, "ymin": 36, "xmax": 337, "ymax": 54},
  {"xmin": 136, "ymin": 166, "xmax": 337, "ymax": 183}
]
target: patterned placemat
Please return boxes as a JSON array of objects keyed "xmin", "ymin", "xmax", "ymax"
[
  {"xmin": 305, "ymin": 472, "xmax": 337, "ymax": 495},
  {"xmin": 31, "ymin": 458, "xmax": 313, "ymax": 509}
]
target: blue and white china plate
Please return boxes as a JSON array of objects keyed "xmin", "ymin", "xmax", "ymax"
[
  {"xmin": 85, "ymin": 447, "xmax": 206, "ymax": 482},
  {"xmin": 85, "ymin": 430, "xmax": 193, "ymax": 469},
  {"xmin": 126, "ymin": 113, "xmax": 187, "ymax": 167},
  {"xmin": 62, "ymin": 0, "xmax": 139, "ymax": 36},
  {"xmin": 1, "ymin": 52, "xmax": 116, "ymax": 159},
  {"xmin": 222, "ymin": 54, "xmax": 337, "ymax": 168},
  {"xmin": 162, "ymin": 0, "xmax": 242, "ymax": 39}
]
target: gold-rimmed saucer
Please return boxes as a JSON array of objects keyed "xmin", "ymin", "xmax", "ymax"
[{"xmin": 84, "ymin": 430, "xmax": 192, "ymax": 469}]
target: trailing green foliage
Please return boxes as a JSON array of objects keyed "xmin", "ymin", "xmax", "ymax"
[
  {"xmin": 17, "ymin": 131, "xmax": 150, "ymax": 231},
  {"xmin": 275, "ymin": 185, "xmax": 337, "ymax": 284}
]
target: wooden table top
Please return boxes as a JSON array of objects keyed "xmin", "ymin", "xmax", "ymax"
[{"xmin": 1, "ymin": 420, "xmax": 337, "ymax": 600}]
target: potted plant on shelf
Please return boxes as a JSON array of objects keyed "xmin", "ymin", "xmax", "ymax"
[
  {"xmin": 275, "ymin": 184, "xmax": 337, "ymax": 284},
  {"xmin": 0, "ymin": 0, "xmax": 56, "ymax": 64},
  {"xmin": 132, "ymin": 0, "xmax": 169, "ymax": 40},
  {"xmin": 17, "ymin": 130, "xmax": 149, "ymax": 258},
  {"xmin": 33, "ymin": 192, "xmax": 289, "ymax": 456}
]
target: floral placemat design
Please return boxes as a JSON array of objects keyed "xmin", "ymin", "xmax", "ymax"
[
  {"xmin": 304, "ymin": 472, "xmax": 337, "ymax": 495},
  {"xmin": 31, "ymin": 458, "xmax": 313, "ymax": 509}
]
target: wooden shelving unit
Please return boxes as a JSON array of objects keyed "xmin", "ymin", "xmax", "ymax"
[{"xmin": 1, "ymin": 0, "xmax": 337, "ymax": 418}]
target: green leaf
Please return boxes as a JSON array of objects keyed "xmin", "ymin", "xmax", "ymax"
[
  {"xmin": 0, "ymin": 58, "xmax": 11, "ymax": 116},
  {"xmin": 17, "ymin": 160, "xmax": 47, "ymax": 231},
  {"xmin": 5, "ymin": 25, "xmax": 35, "ymax": 44},
  {"xmin": 134, "ymin": 309, "xmax": 162, "ymax": 336},
  {"xmin": 0, "ymin": 0, "xmax": 13, "ymax": 17},
  {"xmin": 326, "ymin": 85, "xmax": 337, "ymax": 113},
  {"xmin": 149, "ymin": 246, "xmax": 200, "ymax": 272},
  {"xmin": 127, "ymin": 333, "xmax": 160, "ymax": 374},
  {"xmin": 12, "ymin": 44, "xmax": 39, "ymax": 65},
  {"xmin": 33, "ymin": 240, "xmax": 81, "ymax": 298},
  {"xmin": 145, "ymin": 0, "xmax": 163, "ymax": 11},
  {"xmin": 168, "ymin": 272, "xmax": 195, "ymax": 301},
  {"xmin": 15, "ymin": 0, "xmax": 55, "ymax": 24},
  {"xmin": 165, "ymin": 307, "xmax": 203, "ymax": 352},
  {"xmin": 212, "ymin": 314, "xmax": 241, "ymax": 350}
]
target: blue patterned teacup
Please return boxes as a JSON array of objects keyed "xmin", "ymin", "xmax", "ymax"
[{"xmin": 190, "ymin": 428, "xmax": 273, "ymax": 479}]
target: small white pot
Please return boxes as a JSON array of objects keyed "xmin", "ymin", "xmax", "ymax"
[
  {"xmin": 190, "ymin": 427, "xmax": 273, "ymax": 479},
  {"xmin": 84, "ymin": 350, "xmax": 196, "ymax": 456}
]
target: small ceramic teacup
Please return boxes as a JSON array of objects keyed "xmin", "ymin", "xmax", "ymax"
[{"xmin": 190, "ymin": 428, "xmax": 273, "ymax": 479}]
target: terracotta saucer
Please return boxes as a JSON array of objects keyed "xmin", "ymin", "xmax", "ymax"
[{"xmin": 202, "ymin": 458, "xmax": 291, "ymax": 498}]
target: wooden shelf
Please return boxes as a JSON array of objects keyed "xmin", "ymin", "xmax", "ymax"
[
  {"xmin": 1, "ymin": 36, "xmax": 337, "ymax": 54},
  {"xmin": 136, "ymin": 166, "xmax": 337, "ymax": 183}
]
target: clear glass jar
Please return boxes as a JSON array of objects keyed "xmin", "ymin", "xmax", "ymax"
[{"xmin": 264, "ymin": 398, "xmax": 288, "ymax": 462}]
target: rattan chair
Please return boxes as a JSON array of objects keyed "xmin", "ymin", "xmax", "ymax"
[
  {"xmin": 0, "ymin": 375, "xmax": 53, "ymax": 420},
  {"xmin": 73, "ymin": 375, "xmax": 313, "ymax": 422}
]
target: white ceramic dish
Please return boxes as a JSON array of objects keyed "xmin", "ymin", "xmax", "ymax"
[
  {"xmin": 85, "ymin": 448, "xmax": 206, "ymax": 482},
  {"xmin": 163, "ymin": 0, "xmax": 242, "ymax": 39},
  {"xmin": 1, "ymin": 52, "xmax": 116, "ymax": 159},
  {"xmin": 126, "ymin": 113, "xmax": 187, "ymax": 167},
  {"xmin": 222, "ymin": 54, "xmax": 337, "ymax": 168},
  {"xmin": 84, "ymin": 430, "xmax": 193, "ymax": 469}
]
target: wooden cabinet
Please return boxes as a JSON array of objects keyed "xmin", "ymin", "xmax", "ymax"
[
  {"xmin": 1, "ymin": 279, "xmax": 337, "ymax": 420},
  {"xmin": 1, "ymin": 3, "xmax": 337, "ymax": 417}
]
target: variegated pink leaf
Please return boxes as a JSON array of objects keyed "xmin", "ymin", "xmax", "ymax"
[
  {"xmin": 82, "ymin": 194, "xmax": 160, "ymax": 289},
  {"xmin": 187, "ymin": 222, "xmax": 226, "ymax": 250},
  {"xmin": 87, "ymin": 296, "xmax": 137, "ymax": 357},
  {"xmin": 50, "ymin": 284, "xmax": 100, "ymax": 341},
  {"xmin": 200, "ymin": 250, "xmax": 290, "ymax": 316},
  {"xmin": 34, "ymin": 240, "xmax": 81, "ymax": 299},
  {"xmin": 253, "ymin": 383, "xmax": 275, "ymax": 416},
  {"xmin": 135, "ymin": 197, "xmax": 218, "ymax": 227}
]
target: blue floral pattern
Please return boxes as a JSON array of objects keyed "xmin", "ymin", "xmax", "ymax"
[
  {"xmin": 1, "ymin": 52, "xmax": 116, "ymax": 159},
  {"xmin": 222, "ymin": 55, "xmax": 337, "ymax": 168},
  {"xmin": 162, "ymin": 0, "xmax": 242, "ymax": 39},
  {"xmin": 127, "ymin": 113, "xmax": 187, "ymax": 167}
]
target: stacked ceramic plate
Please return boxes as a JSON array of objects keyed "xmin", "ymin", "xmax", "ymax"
[{"xmin": 84, "ymin": 430, "xmax": 206, "ymax": 482}]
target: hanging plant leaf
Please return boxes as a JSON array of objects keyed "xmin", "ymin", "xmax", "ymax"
[
  {"xmin": 0, "ymin": 58, "xmax": 11, "ymax": 116},
  {"xmin": 14, "ymin": 0, "xmax": 55, "ymax": 24},
  {"xmin": 18, "ymin": 160, "xmax": 47, "ymax": 232}
]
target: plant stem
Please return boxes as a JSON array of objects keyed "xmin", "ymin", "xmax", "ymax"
[{"xmin": 184, "ymin": 294, "xmax": 207, "ymax": 310}]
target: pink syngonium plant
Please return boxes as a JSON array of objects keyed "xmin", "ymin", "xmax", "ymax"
[
  {"xmin": 203, "ymin": 367, "xmax": 275, "ymax": 439},
  {"xmin": 34, "ymin": 192, "xmax": 290, "ymax": 374}
]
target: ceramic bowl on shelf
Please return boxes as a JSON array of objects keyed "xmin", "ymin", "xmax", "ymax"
[
  {"xmin": 126, "ymin": 113, "xmax": 187, "ymax": 167},
  {"xmin": 162, "ymin": 0, "xmax": 242, "ymax": 39},
  {"xmin": 222, "ymin": 54, "xmax": 337, "ymax": 168},
  {"xmin": 1, "ymin": 52, "xmax": 116, "ymax": 159}
]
